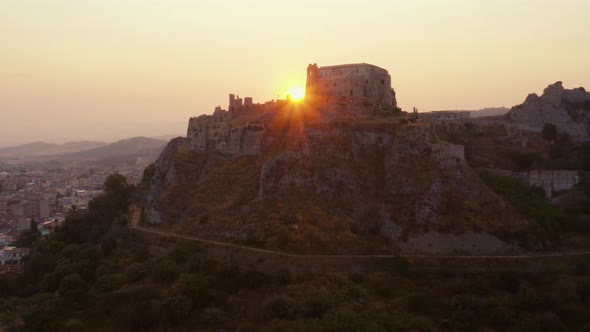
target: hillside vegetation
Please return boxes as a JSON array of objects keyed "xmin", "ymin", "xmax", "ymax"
[{"xmin": 3, "ymin": 175, "xmax": 590, "ymax": 331}]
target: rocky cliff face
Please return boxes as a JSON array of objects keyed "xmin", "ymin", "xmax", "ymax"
[
  {"xmin": 509, "ymin": 82, "xmax": 590, "ymax": 138},
  {"xmin": 140, "ymin": 108, "xmax": 528, "ymax": 254}
]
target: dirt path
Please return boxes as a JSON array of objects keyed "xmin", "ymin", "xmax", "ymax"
[{"xmin": 130, "ymin": 225, "xmax": 590, "ymax": 260}]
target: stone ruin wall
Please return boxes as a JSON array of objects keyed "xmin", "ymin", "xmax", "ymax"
[{"xmin": 187, "ymin": 113, "xmax": 265, "ymax": 157}]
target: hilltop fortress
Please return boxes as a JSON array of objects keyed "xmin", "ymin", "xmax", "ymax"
[
  {"xmin": 305, "ymin": 63, "xmax": 397, "ymax": 110},
  {"xmin": 187, "ymin": 63, "xmax": 399, "ymax": 156}
]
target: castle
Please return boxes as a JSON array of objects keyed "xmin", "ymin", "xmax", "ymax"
[
  {"xmin": 305, "ymin": 63, "xmax": 397, "ymax": 110},
  {"xmin": 186, "ymin": 63, "xmax": 399, "ymax": 156}
]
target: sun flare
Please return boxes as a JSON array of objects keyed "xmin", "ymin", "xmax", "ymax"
[{"xmin": 288, "ymin": 86, "xmax": 305, "ymax": 101}]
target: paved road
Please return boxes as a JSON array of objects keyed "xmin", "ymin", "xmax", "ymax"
[{"xmin": 131, "ymin": 226, "xmax": 590, "ymax": 260}]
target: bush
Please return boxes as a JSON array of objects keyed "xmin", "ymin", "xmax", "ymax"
[
  {"xmin": 542, "ymin": 123, "xmax": 558, "ymax": 141},
  {"xmin": 265, "ymin": 295, "xmax": 296, "ymax": 319},
  {"xmin": 302, "ymin": 294, "xmax": 333, "ymax": 318},
  {"xmin": 95, "ymin": 274, "xmax": 122, "ymax": 293},
  {"xmin": 168, "ymin": 242, "xmax": 196, "ymax": 264},
  {"xmin": 489, "ymin": 306, "xmax": 516, "ymax": 331},
  {"xmin": 58, "ymin": 273, "xmax": 88, "ymax": 301},
  {"xmin": 405, "ymin": 316, "xmax": 437, "ymax": 332},
  {"xmin": 152, "ymin": 259, "xmax": 179, "ymax": 284},
  {"xmin": 126, "ymin": 263, "xmax": 148, "ymax": 283},
  {"xmin": 404, "ymin": 293, "xmax": 429, "ymax": 314},
  {"xmin": 478, "ymin": 170, "xmax": 565, "ymax": 231},
  {"xmin": 40, "ymin": 271, "xmax": 62, "ymax": 292},
  {"xmin": 238, "ymin": 268, "xmax": 271, "ymax": 289}
]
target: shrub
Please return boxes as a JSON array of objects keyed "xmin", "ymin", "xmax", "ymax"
[
  {"xmin": 152, "ymin": 259, "xmax": 179, "ymax": 284},
  {"xmin": 164, "ymin": 295, "xmax": 193, "ymax": 323},
  {"xmin": 478, "ymin": 169, "xmax": 565, "ymax": 231},
  {"xmin": 168, "ymin": 242, "xmax": 196, "ymax": 264},
  {"xmin": 40, "ymin": 271, "xmax": 62, "ymax": 292},
  {"xmin": 58, "ymin": 273, "xmax": 88, "ymax": 301},
  {"xmin": 404, "ymin": 293, "xmax": 429, "ymax": 314},
  {"xmin": 302, "ymin": 294, "xmax": 333, "ymax": 318},
  {"xmin": 126, "ymin": 263, "xmax": 148, "ymax": 283},
  {"xmin": 238, "ymin": 268, "xmax": 271, "ymax": 289},
  {"xmin": 265, "ymin": 295, "xmax": 296, "ymax": 319},
  {"xmin": 95, "ymin": 274, "xmax": 122, "ymax": 293},
  {"xmin": 405, "ymin": 316, "xmax": 437, "ymax": 332},
  {"xmin": 274, "ymin": 268, "xmax": 293, "ymax": 285},
  {"xmin": 542, "ymin": 123, "xmax": 558, "ymax": 141},
  {"xmin": 489, "ymin": 306, "xmax": 516, "ymax": 331}
]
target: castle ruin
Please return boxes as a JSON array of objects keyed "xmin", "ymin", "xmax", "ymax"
[
  {"xmin": 187, "ymin": 93, "xmax": 264, "ymax": 156},
  {"xmin": 305, "ymin": 63, "xmax": 397, "ymax": 110},
  {"xmin": 187, "ymin": 63, "xmax": 400, "ymax": 156}
]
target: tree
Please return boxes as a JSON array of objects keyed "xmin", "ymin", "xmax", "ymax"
[
  {"xmin": 542, "ymin": 123, "xmax": 558, "ymax": 141},
  {"xmin": 30, "ymin": 217, "xmax": 38, "ymax": 233},
  {"xmin": 14, "ymin": 229, "xmax": 40, "ymax": 247},
  {"xmin": 103, "ymin": 173, "xmax": 135, "ymax": 212}
]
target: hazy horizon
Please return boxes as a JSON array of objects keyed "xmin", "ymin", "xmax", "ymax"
[{"xmin": 2, "ymin": 0, "xmax": 589, "ymax": 145}]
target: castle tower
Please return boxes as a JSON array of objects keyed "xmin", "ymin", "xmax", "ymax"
[{"xmin": 305, "ymin": 63, "xmax": 320, "ymax": 103}]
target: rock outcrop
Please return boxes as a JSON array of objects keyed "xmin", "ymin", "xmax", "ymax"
[
  {"xmin": 509, "ymin": 82, "xmax": 590, "ymax": 139},
  {"xmin": 140, "ymin": 105, "xmax": 529, "ymax": 254}
]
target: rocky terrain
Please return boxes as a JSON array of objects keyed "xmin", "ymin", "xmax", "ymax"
[
  {"xmin": 139, "ymin": 105, "xmax": 529, "ymax": 254},
  {"xmin": 509, "ymin": 82, "xmax": 590, "ymax": 139}
]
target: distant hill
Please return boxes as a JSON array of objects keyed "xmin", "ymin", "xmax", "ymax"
[
  {"xmin": 425, "ymin": 107, "xmax": 509, "ymax": 118},
  {"xmin": 151, "ymin": 134, "xmax": 182, "ymax": 142},
  {"xmin": 470, "ymin": 107, "xmax": 509, "ymax": 118},
  {"xmin": 0, "ymin": 141, "xmax": 107, "ymax": 158},
  {"xmin": 51, "ymin": 137, "xmax": 167, "ymax": 166}
]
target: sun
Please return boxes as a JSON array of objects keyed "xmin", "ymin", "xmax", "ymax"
[{"xmin": 288, "ymin": 86, "xmax": 305, "ymax": 101}]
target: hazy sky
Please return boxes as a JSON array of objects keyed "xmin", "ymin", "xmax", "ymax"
[{"xmin": 1, "ymin": 0, "xmax": 589, "ymax": 145}]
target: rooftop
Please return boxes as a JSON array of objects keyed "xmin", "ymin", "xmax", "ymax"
[{"xmin": 318, "ymin": 63, "xmax": 387, "ymax": 71}]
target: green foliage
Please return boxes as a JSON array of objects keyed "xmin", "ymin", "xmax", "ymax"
[
  {"xmin": 103, "ymin": 172, "xmax": 135, "ymax": 212},
  {"xmin": 404, "ymin": 293, "xmax": 430, "ymax": 314},
  {"xmin": 405, "ymin": 316, "xmax": 437, "ymax": 332},
  {"xmin": 510, "ymin": 150, "xmax": 543, "ymax": 171},
  {"xmin": 284, "ymin": 308, "xmax": 388, "ymax": 332},
  {"xmin": 478, "ymin": 169, "xmax": 565, "ymax": 231},
  {"xmin": 302, "ymin": 294, "xmax": 333, "ymax": 318},
  {"xmin": 95, "ymin": 274, "xmax": 122, "ymax": 293},
  {"xmin": 126, "ymin": 263, "xmax": 148, "ymax": 283},
  {"xmin": 265, "ymin": 295, "xmax": 296, "ymax": 319},
  {"xmin": 58, "ymin": 273, "xmax": 88, "ymax": 301},
  {"xmin": 542, "ymin": 123, "xmax": 558, "ymax": 141},
  {"xmin": 151, "ymin": 258, "xmax": 179, "ymax": 284},
  {"xmin": 168, "ymin": 242, "xmax": 196, "ymax": 264},
  {"xmin": 578, "ymin": 142, "xmax": 590, "ymax": 171},
  {"xmin": 40, "ymin": 272, "xmax": 62, "ymax": 292},
  {"xmin": 14, "ymin": 229, "xmax": 40, "ymax": 247}
]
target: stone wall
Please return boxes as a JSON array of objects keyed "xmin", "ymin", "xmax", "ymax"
[{"xmin": 187, "ymin": 115, "xmax": 264, "ymax": 156}]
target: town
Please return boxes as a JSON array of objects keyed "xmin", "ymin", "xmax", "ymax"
[{"xmin": 0, "ymin": 162, "xmax": 146, "ymax": 275}]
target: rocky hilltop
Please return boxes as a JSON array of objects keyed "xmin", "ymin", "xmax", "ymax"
[
  {"xmin": 509, "ymin": 82, "xmax": 590, "ymax": 139},
  {"xmin": 139, "ymin": 103, "xmax": 529, "ymax": 254}
]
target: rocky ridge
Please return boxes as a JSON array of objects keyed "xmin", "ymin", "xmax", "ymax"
[
  {"xmin": 509, "ymin": 82, "xmax": 590, "ymax": 139},
  {"xmin": 139, "ymin": 104, "xmax": 529, "ymax": 254}
]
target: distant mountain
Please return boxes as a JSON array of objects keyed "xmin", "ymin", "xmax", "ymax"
[
  {"xmin": 470, "ymin": 107, "xmax": 509, "ymax": 118},
  {"xmin": 51, "ymin": 137, "xmax": 168, "ymax": 165},
  {"xmin": 0, "ymin": 141, "xmax": 107, "ymax": 158},
  {"xmin": 426, "ymin": 107, "xmax": 509, "ymax": 118},
  {"xmin": 151, "ymin": 134, "xmax": 182, "ymax": 142}
]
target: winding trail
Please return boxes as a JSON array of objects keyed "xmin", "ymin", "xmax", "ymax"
[{"xmin": 130, "ymin": 225, "xmax": 590, "ymax": 260}]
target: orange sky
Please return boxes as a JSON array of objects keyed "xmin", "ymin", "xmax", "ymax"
[{"xmin": 1, "ymin": 0, "xmax": 589, "ymax": 145}]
